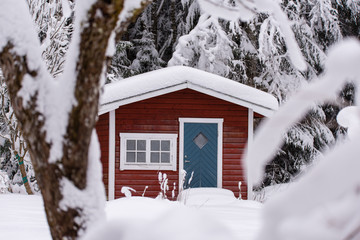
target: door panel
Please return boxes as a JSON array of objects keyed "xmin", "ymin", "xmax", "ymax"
[{"xmin": 183, "ymin": 122, "xmax": 218, "ymax": 188}]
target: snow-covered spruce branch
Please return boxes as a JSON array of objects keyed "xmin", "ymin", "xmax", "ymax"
[
  {"xmin": 0, "ymin": 0, "xmax": 152, "ymax": 239},
  {"xmin": 245, "ymin": 39, "xmax": 360, "ymax": 240},
  {"xmin": 198, "ymin": 0, "xmax": 307, "ymax": 71}
]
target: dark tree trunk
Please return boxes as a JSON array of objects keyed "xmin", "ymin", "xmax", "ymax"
[{"xmin": 0, "ymin": 0, "xmax": 151, "ymax": 239}]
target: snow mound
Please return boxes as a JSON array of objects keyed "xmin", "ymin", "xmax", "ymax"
[
  {"xmin": 85, "ymin": 196, "xmax": 237, "ymax": 240},
  {"xmin": 178, "ymin": 187, "xmax": 238, "ymax": 206}
]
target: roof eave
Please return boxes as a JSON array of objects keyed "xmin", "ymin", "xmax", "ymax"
[{"xmin": 98, "ymin": 81, "xmax": 277, "ymax": 117}]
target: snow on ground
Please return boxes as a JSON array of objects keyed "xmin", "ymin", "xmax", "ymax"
[
  {"xmin": 0, "ymin": 195, "xmax": 51, "ymax": 239},
  {"xmin": 253, "ymin": 183, "xmax": 291, "ymax": 203},
  {"xmin": 0, "ymin": 188, "xmax": 262, "ymax": 240},
  {"xmin": 178, "ymin": 188, "xmax": 262, "ymax": 240}
]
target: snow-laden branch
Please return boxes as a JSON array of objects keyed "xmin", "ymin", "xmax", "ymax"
[
  {"xmin": 246, "ymin": 38, "xmax": 360, "ymax": 186},
  {"xmin": 197, "ymin": 0, "xmax": 307, "ymax": 71}
]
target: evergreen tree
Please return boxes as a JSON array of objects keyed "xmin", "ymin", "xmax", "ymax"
[
  {"xmin": 169, "ymin": 15, "xmax": 234, "ymax": 77},
  {"xmin": 108, "ymin": 0, "xmax": 201, "ymax": 80},
  {"xmin": 28, "ymin": 0, "xmax": 74, "ymax": 77},
  {"xmin": 0, "ymin": 72, "xmax": 38, "ymax": 194}
]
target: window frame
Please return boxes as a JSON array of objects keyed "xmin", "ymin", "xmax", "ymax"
[{"xmin": 119, "ymin": 133, "xmax": 178, "ymax": 171}]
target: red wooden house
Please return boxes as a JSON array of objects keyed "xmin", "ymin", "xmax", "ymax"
[{"xmin": 96, "ymin": 66, "xmax": 278, "ymax": 200}]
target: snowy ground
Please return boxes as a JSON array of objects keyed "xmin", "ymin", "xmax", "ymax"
[{"xmin": 0, "ymin": 188, "xmax": 262, "ymax": 240}]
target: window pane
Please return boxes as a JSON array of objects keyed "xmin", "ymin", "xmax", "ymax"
[
  {"xmin": 137, "ymin": 152, "xmax": 146, "ymax": 163},
  {"xmin": 150, "ymin": 152, "xmax": 160, "ymax": 163},
  {"xmin": 161, "ymin": 152, "xmax": 170, "ymax": 163},
  {"xmin": 161, "ymin": 140, "xmax": 170, "ymax": 151},
  {"xmin": 151, "ymin": 140, "xmax": 160, "ymax": 151},
  {"xmin": 126, "ymin": 152, "xmax": 135, "ymax": 162},
  {"xmin": 193, "ymin": 132, "xmax": 208, "ymax": 149},
  {"xmin": 137, "ymin": 140, "xmax": 146, "ymax": 151},
  {"xmin": 127, "ymin": 140, "xmax": 136, "ymax": 150}
]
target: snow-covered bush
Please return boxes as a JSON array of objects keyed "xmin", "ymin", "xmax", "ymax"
[{"xmin": 0, "ymin": 170, "xmax": 10, "ymax": 193}]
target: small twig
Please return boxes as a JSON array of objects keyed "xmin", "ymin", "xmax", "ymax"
[{"xmin": 344, "ymin": 224, "xmax": 360, "ymax": 240}]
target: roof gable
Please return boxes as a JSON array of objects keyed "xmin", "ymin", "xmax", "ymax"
[{"xmin": 99, "ymin": 66, "xmax": 278, "ymax": 116}]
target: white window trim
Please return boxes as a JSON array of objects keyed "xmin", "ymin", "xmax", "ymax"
[
  {"xmin": 178, "ymin": 118, "xmax": 223, "ymax": 189},
  {"xmin": 120, "ymin": 133, "xmax": 178, "ymax": 171}
]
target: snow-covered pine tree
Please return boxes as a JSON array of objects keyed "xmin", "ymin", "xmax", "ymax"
[
  {"xmin": 169, "ymin": 15, "xmax": 234, "ymax": 77},
  {"xmin": 27, "ymin": 0, "xmax": 74, "ymax": 78},
  {"xmin": 108, "ymin": 0, "xmax": 201, "ymax": 80},
  {"xmin": 111, "ymin": 1, "xmax": 173, "ymax": 78},
  {"xmin": 0, "ymin": 72, "xmax": 38, "ymax": 194},
  {"xmin": 334, "ymin": 0, "xmax": 360, "ymax": 38},
  {"xmin": 107, "ymin": 41, "xmax": 134, "ymax": 82},
  {"xmin": 254, "ymin": 0, "xmax": 343, "ymax": 187}
]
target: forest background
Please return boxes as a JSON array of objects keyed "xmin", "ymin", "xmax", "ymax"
[{"xmin": 0, "ymin": 0, "xmax": 359, "ymax": 194}]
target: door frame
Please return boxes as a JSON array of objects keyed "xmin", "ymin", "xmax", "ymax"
[{"xmin": 179, "ymin": 118, "xmax": 223, "ymax": 190}]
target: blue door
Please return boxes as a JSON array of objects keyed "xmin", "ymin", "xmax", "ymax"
[{"xmin": 183, "ymin": 122, "xmax": 218, "ymax": 188}]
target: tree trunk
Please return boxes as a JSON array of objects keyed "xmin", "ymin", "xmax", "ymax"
[
  {"xmin": 14, "ymin": 151, "xmax": 33, "ymax": 195},
  {"xmin": 0, "ymin": 0, "xmax": 151, "ymax": 239}
]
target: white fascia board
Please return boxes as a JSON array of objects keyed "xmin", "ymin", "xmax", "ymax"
[
  {"xmin": 187, "ymin": 82, "xmax": 275, "ymax": 117},
  {"xmin": 99, "ymin": 83, "xmax": 188, "ymax": 115},
  {"xmin": 99, "ymin": 81, "xmax": 276, "ymax": 117}
]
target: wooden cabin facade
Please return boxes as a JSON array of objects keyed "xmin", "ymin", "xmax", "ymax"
[{"xmin": 96, "ymin": 66, "xmax": 278, "ymax": 200}]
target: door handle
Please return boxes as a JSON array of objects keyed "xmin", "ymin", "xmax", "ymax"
[{"xmin": 185, "ymin": 160, "xmax": 190, "ymax": 163}]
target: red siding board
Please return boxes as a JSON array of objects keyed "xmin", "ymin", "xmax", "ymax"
[{"xmin": 98, "ymin": 89, "xmax": 252, "ymax": 200}]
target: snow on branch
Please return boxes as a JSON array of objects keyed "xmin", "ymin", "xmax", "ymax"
[
  {"xmin": 246, "ymin": 38, "xmax": 360, "ymax": 186},
  {"xmin": 197, "ymin": 0, "xmax": 307, "ymax": 71}
]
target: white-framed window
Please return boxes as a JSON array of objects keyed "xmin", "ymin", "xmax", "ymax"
[{"xmin": 120, "ymin": 133, "xmax": 178, "ymax": 171}]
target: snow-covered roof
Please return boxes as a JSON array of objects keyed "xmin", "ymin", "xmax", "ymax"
[{"xmin": 99, "ymin": 66, "xmax": 278, "ymax": 116}]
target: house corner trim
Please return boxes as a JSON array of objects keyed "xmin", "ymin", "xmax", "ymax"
[
  {"xmin": 247, "ymin": 108, "xmax": 254, "ymax": 200},
  {"xmin": 108, "ymin": 110, "xmax": 116, "ymax": 200}
]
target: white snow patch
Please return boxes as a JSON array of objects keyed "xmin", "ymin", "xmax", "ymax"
[
  {"xmin": 0, "ymin": 194, "xmax": 51, "ymax": 239},
  {"xmin": 118, "ymin": 0, "xmax": 145, "ymax": 25},
  {"xmin": 0, "ymin": 0, "xmax": 43, "ymax": 71},
  {"xmin": 59, "ymin": 131, "xmax": 106, "ymax": 237},
  {"xmin": 62, "ymin": 0, "xmax": 72, "ymax": 18},
  {"xmin": 197, "ymin": 0, "xmax": 256, "ymax": 22},
  {"xmin": 253, "ymin": 184, "xmax": 291, "ymax": 203},
  {"xmin": 85, "ymin": 197, "xmax": 237, "ymax": 240},
  {"xmin": 106, "ymin": 31, "xmax": 116, "ymax": 57},
  {"xmin": 1, "ymin": 190, "xmax": 262, "ymax": 240},
  {"xmin": 337, "ymin": 106, "xmax": 360, "ymax": 139},
  {"xmin": 178, "ymin": 188, "xmax": 263, "ymax": 240},
  {"xmin": 121, "ymin": 186, "xmax": 136, "ymax": 198},
  {"xmin": 178, "ymin": 187, "xmax": 237, "ymax": 206}
]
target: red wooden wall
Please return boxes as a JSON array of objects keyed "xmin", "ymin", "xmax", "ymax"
[
  {"xmin": 96, "ymin": 113, "xmax": 109, "ymax": 198},
  {"xmin": 96, "ymin": 89, "xmax": 249, "ymax": 200}
]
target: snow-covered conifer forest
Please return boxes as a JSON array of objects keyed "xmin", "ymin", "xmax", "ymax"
[{"xmin": 0, "ymin": 0, "xmax": 360, "ymax": 239}]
